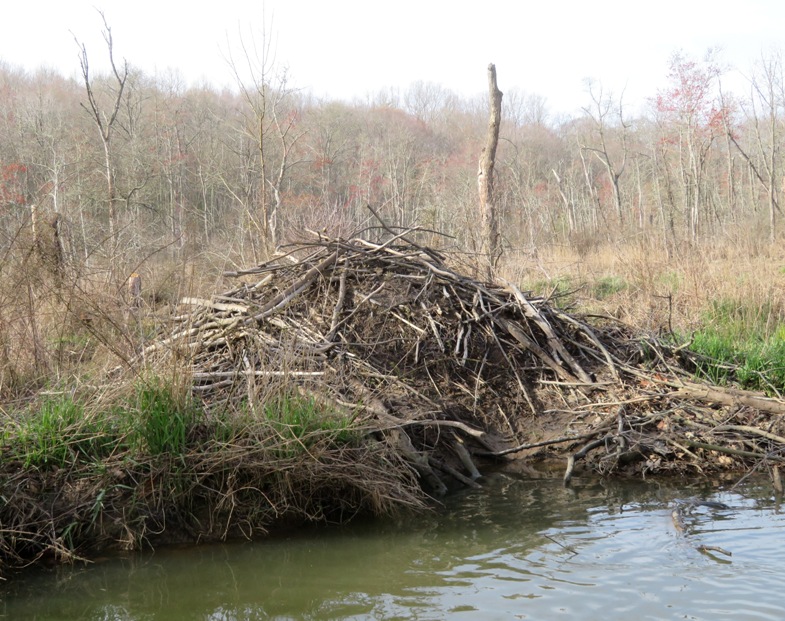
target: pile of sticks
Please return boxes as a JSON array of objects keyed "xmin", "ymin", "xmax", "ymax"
[{"xmin": 140, "ymin": 230, "xmax": 785, "ymax": 490}]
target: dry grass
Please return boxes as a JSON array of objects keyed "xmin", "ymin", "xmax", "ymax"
[
  {"xmin": 0, "ymin": 226, "xmax": 243, "ymax": 402},
  {"xmin": 503, "ymin": 235, "xmax": 785, "ymax": 336}
]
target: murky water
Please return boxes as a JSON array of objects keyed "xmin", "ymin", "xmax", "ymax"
[{"xmin": 2, "ymin": 472, "xmax": 784, "ymax": 620}]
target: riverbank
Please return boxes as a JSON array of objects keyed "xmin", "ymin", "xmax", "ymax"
[
  {"xmin": 0, "ymin": 383, "xmax": 426, "ymax": 578},
  {"xmin": 3, "ymin": 233, "xmax": 785, "ymax": 580}
]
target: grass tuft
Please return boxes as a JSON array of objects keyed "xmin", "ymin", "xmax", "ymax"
[
  {"xmin": 131, "ymin": 381, "xmax": 201, "ymax": 456},
  {"xmin": 11, "ymin": 397, "xmax": 117, "ymax": 468},
  {"xmin": 685, "ymin": 298, "xmax": 785, "ymax": 394},
  {"xmin": 263, "ymin": 392, "xmax": 360, "ymax": 449},
  {"xmin": 591, "ymin": 275, "xmax": 627, "ymax": 300}
]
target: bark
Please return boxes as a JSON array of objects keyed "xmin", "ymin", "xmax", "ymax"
[{"xmin": 478, "ymin": 64, "xmax": 503, "ymax": 281}]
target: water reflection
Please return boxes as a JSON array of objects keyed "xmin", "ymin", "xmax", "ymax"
[{"xmin": 2, "ymin": 474, "xmax": 783, "ymax": 620}]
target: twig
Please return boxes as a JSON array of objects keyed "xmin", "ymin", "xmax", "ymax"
[
  {"xmin": 506, "ymin": 282, "xmax": 593, "ymax": 384},
  {"xmin": 248, "ymin": 249, "xmax": 342, "ymax": 322},
  {"xmin": 543, "ymin": 533, "xmax": 578, "ymax": 556},
  {"xmin": 451, "ymin": 437, "xmax": 482, "ymax": 480},
  {"xmin": 473, "ymin": 430, "xmax": 606, "ymax": 457},
  {"xmin": 564, "ymin": 437, "xmax": 608, "ymax": 485},
  {"xmin": 697, "ymin": 545, "xmax": 732, "ymax": 557},
  {"xmin": 715, "ymin": 425, "xmax": 785, "ymax": 446},
  {"xmin": 683, "ymin": 440, "xmax": 782, "ymax": 461}
]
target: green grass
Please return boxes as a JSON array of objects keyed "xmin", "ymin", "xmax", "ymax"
[
  {"xmin": 591, "ymin": 275, "xmax": 627, "ymax": 300},
  {"xmin": 263, "ymin": 392, "xmax": 359, "ymax": 447},
  {"xmin": 132, "ymin": 382, "xmax": 200, "ymax": 456},
  {"xmin": 685, "ymin": 298, "xmax": 785, "ymax": 394},
  {"xmin": 3, "ymin": 383, "xmax": 362, "ymax": 470},
  {"xmin": 0, "ymin": 381, "xmax": 404, "ymax": 577},
  {"xmin": 10, "ymin": 397, "xmax": 119, "ymax": 468},
  {"xmin": 6, "ymin": 381, "xmax": 204, "ymax": 467}
]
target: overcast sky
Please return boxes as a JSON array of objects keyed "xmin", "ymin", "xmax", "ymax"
[{"xmin": 2, "ymin": 0, "xmax": 785, "ymax": 118}]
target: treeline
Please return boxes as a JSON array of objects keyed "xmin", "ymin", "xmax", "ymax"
[{"xmin": 1, "ymin": 46, "xmax": 784, "ymax": 279}]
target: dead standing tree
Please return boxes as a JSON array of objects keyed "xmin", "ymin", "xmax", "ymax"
[
  {"xmin": 74, "ymin": 11, "xmax": 128, "ymax": 260},
  {"xmin": 478, "ymin": 64, "xmax": 503, "ymax": 281}
]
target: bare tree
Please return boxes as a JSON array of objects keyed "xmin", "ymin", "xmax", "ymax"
[
  {"xmin": 656, "ymin": 50, "xmax": 723, "ymax": 243},
  {"xmin": 581, "ymin": 81, "xmax": 629, "ymax": 226},
  {"xmin": 404, "ymin": 80, "xmax": 456, "ymax": 124},
  {"xmin": 726, "ymin": 50, "xmax": 784, "ymax": 243},
  {"xmin": 505, "ymin": 87, "xmax": 549, "ymax": 127},
  {"xmin": 478, "ymin": 64, "xmax": 503, "ymax": 280},
  {"xmin": 225, "ymin": 16, "xmax": 306, "ymax": 258},
  {"xmin": 73, "ymin": 10, "xmax": 128, "ymax": 254}
]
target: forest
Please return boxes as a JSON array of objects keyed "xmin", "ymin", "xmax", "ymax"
[
  {"xmin": 0, "ymin": 43, "xmax": 781, "ymax": 334},
  {"xmin": 5, "ymin": 46, "xmax": 782, "ymax": 257}
]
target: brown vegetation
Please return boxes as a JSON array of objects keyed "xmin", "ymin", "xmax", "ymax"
[{"xmin": 2, "ymin": 46, "xmax": 785, "ymax": 395}]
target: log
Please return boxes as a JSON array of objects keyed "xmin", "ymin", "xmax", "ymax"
[{"xmin": 670, "ymin": 381, "xmax": 785, "ymax": 415}]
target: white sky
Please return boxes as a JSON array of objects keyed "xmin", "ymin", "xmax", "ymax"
[{"xmin": 2, "ymin": 0, "xmax": 785, "ymax": 118}]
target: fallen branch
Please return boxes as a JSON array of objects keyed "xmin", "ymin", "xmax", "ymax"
[
  {"xmin": 473, "ymin": 430, "xmax": 606, "ymax": 457},
  {"xmin": 564, "ymin": 436, "xmax": 608, "ymax": 485},
  {"xmin": 670, "ymin": 381, "xmax": 785, "ymax": 415}
]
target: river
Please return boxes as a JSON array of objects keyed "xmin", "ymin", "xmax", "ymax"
[{"xmin": 2, "ymin": 472, "xmax": 783, "ymax": 620}]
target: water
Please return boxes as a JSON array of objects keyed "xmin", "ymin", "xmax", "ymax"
[{"xmin": 2, "ymin": 473, "xmax": 784, "ymax": 620}]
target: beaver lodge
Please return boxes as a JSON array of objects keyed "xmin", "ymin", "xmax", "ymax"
[
  {"xmin": 3, "ymin": 228, "xmax": 785, "ymax": 576},
  {"xmin": 145, "ymin": 228, "xmax": 785, "ymax": 490}
]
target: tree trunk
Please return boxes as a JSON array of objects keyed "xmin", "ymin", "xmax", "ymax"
[
  {"xmin": 478, "ymin": 64, "xmax": 503, "ymax": 281},
  {"xmin": 103, "ymin": 138, "xmax": 116, "ymax": 248}
]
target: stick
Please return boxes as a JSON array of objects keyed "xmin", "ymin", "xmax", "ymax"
[
  {"xmin": 683, "ymin": 440, "xmax": 783, "ymax": 460},
  {"xmin": 670, "ymin": 381, "xmax": 785, "ymax": 416},
  {"xmin": 506, "ymin": 282, "xmax": 593, "ymax": 384},
  {"xmin": 496, "ymin": 317, "xmax": 578, "ymax": 383},
  {"xmin": 180, "ymin": 297, "xmax": 248, "ymax": 313},
  {"xmin": 473, "ymin": 430, "xmax": 606, "ymax": 457},
  {"xmin": 429, "ymin": 457, "xmax": 482, "ymax": 489},
  {"xmin": 697, "ymin": 545, "xmax": 732, "ymax": 557},
  {"xmin": 553, "ymin": 308, "xmax": 620, "ymax": 382},
  {"xmin": 326, "ymin": 268, "xmax": 348, "ymax": 340},
  {"xmin": 715, "ymin": 425, "xmax": 785, "ymax": 446},
  {"xmin": 452, "ymin": 438, "xmax": 482, "ymax": 480},
  {"xmin": 248, "ymin": 249, "xmax": 341, "ymax": 322},
  {"xmin": 564, "ymin": 437, "xmax": 607, "ymax": 485}
]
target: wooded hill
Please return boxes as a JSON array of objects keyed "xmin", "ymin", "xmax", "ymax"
[{"xmin": 1, "ymin": 47, "xmax": 784, "ymax": 279}]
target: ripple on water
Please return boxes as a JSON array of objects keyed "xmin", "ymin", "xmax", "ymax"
[{"xmin": 2, "ymin": 479, "xmax": 785, "ymax": 621}]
